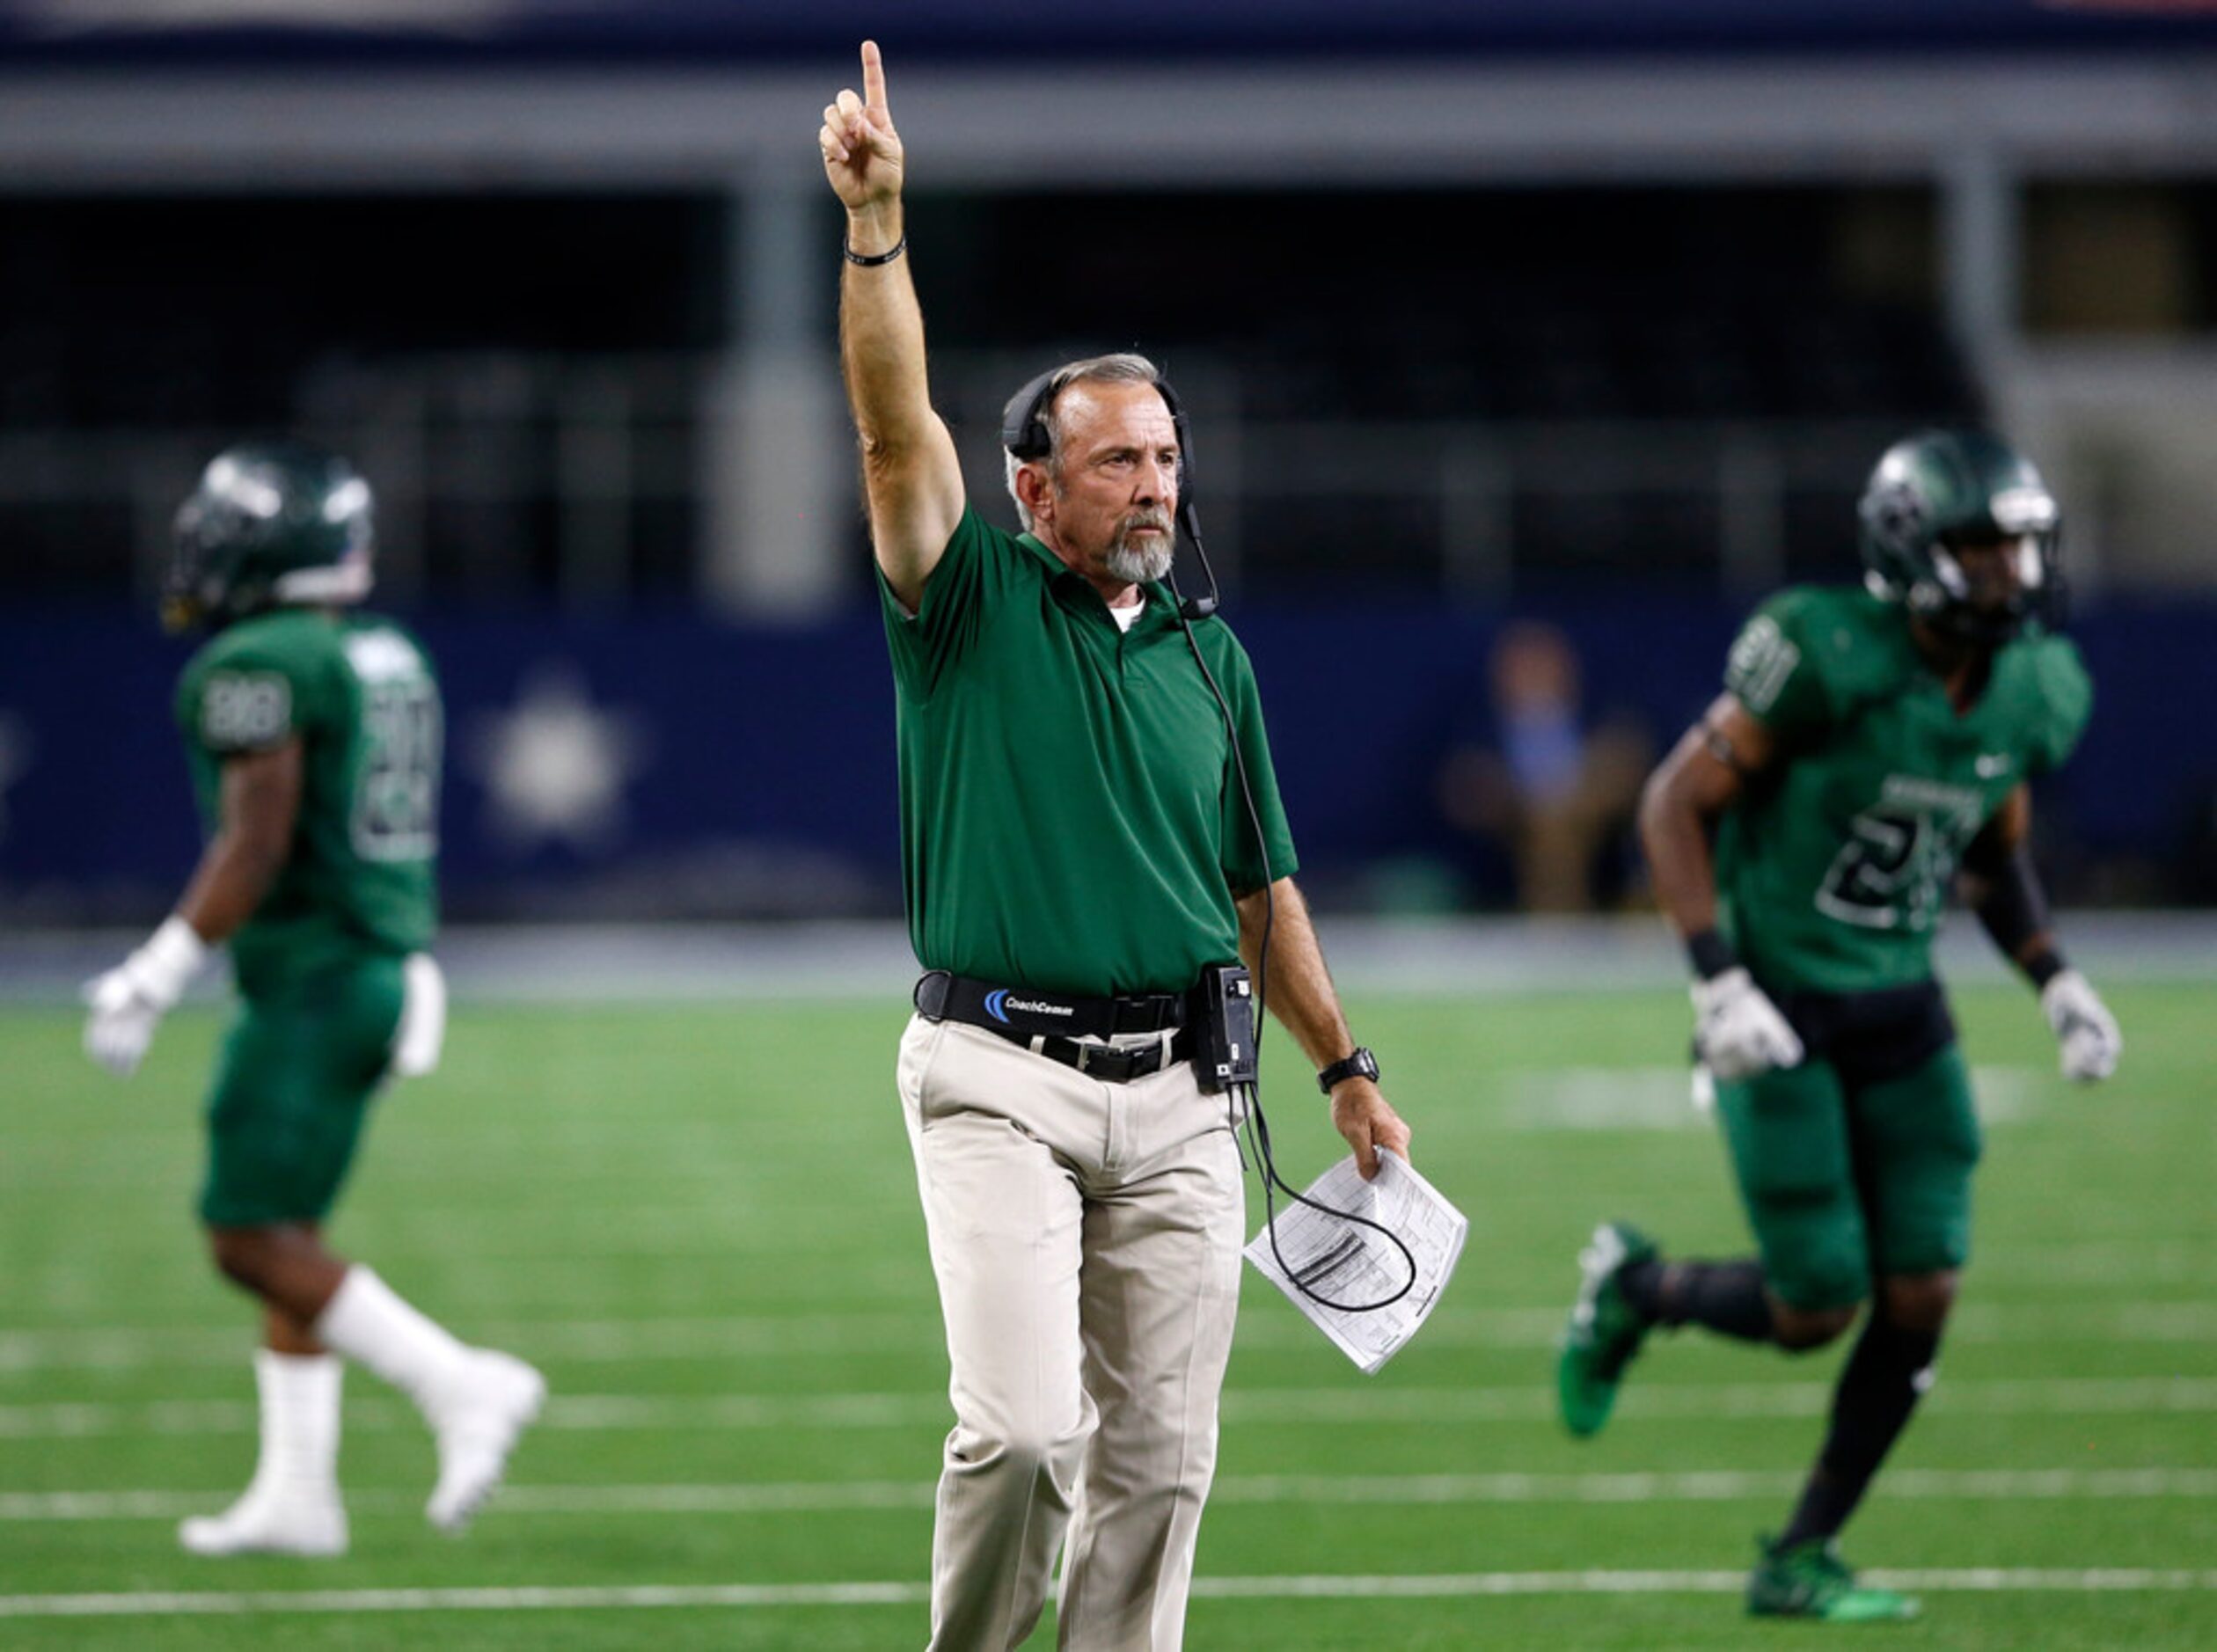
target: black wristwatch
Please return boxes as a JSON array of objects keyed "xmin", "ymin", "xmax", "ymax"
[{"xmin": 1317, "ymin": 1047, "xmax": 1379, "ymax": 1094}]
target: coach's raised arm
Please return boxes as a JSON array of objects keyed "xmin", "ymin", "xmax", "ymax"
[{"xmin": 818, "ymin": 40, "xmax": 963, "ymax": 614}]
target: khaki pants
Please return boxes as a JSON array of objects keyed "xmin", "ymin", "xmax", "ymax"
[{"xmin": 897, "ymin": 1014, "xmax": 1248, "ymax": 1651}]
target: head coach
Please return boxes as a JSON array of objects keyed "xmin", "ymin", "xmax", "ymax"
[{"xmin": 820, "ymin": 40, "xmax": 1414, "ymax": 1652}]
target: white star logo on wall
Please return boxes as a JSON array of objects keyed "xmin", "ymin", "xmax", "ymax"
[
  {"xmin": 466, "ymin": 665, "xmax": 652, "ymax": 855},
  {"xmin": 0, "ymin": 713, "xmax": 32, "ymax": 849}
]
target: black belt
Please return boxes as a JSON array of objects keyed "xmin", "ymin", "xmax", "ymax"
[
  {"xmin": 914, "ymin": 970, "xmax": 1196, "ymax": 1085},
  {"xmin": 1775, "ymin": 980, "xmax": 1957, "ymax": 1089}
]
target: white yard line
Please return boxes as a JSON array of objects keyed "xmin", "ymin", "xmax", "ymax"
[
  {"xmin": 1227, "ymin": 1377, "xmax": 2217, "ymax": 1423},
  {"xmin": 10, "ymin": 1297, "xmax": 2217, "ymax": 1373},
  {"xmin": 1503, "ymin": 1065, "xmax": 2047, "ymax": 1129},
  {"xmin": 0, "ymin": 1582, "xmax": 928, "ymax": 1618},
  {"xmin": 0, "ymin": 1313, "xmax": 950, "ymax": 1372},
  {"xmin": 5, "ymin": 1569, "xmax": 2217, "ymax": 1618},
  {"xmin": 7, "ymin": 1377, "xmax": 2217, "ymax": 1439},
  {"xmin": 1223, "ymin": 1466, "xmax": 2217, "ymax": 1506},
  {"xmin": 8, "ymin": 1466, "xmax": 2217, "ymax": 1523}
]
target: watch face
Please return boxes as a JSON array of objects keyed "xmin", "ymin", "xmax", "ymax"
[{"xmin": 1321, "ymin": 1049, "xmax": 1379, "ymax": 1092}]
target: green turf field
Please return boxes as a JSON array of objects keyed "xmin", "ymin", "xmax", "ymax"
[{"xmin": 4, "ymin": 983, "xmax": 2213, "ymax": 1648}]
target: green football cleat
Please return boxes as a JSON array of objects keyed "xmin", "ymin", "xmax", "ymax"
[
  {"xmin": 1746, "ymin": 1535, "xmax": 1921, "ymax": 1622},
  {"xmin": 1555, "ymin": 1221, "xmax": 1657, "ymax": 1438}
]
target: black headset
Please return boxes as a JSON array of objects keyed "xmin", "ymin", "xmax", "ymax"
[{"xmin": 999, "ymin": 366, "xmax": 1220, "ymax": 623}]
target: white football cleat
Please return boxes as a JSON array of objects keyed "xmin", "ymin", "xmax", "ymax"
[
  {"xmin": 425, "ymin": 1351, "xmax": 545, "ymax": 1534},
  {"xmin": 179, "ymin": 1488, "xmax": 348, "ymax": 1558}
]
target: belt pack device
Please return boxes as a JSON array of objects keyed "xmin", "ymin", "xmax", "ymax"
[{"xmin": 1190, "ymin": 962, "xmax": 1258, "ymax": 1093}]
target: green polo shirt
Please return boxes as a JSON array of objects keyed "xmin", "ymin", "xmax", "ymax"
[{"xmin": 879, "ymin": 504, "xmax": 1299, "ymax": 998}]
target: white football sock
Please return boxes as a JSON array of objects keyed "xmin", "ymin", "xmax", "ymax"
[
  {"xmin": 250, "ymin": 1349, "xmax": 342, "ymax": 1500},
  {"xmin": 313, "ymin": 1265, "xmax": 474, "ymax": 1414},
  {"xmin": 179, "ymin": 1350, "xmax": 348, "ymax": 1556}
]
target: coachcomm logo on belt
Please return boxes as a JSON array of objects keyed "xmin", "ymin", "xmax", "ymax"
[{"xmin": 984, "ymin": 990, "xmax": 1076, "ymax": 1025}]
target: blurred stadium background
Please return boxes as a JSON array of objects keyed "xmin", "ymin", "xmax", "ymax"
[{"xmin": 3, "ymin": 3, "xmax": 2214, "ymax": 1647}]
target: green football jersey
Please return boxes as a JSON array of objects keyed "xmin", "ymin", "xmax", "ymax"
[
  {"xmin": 882, "ymin": 505, "xmax": 1298, "ymax": 998},
  {"xmin": 174, "ymin": 608, "xmax": 441, "ymax": 998},
  {"xmin": 1715, "ymin": 586, "xmax": 2090, "ymax": 994}
]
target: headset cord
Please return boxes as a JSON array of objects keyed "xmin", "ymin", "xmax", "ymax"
[
  {"xmin": 1243, "ymin": 1080, "xmax": 1418, "ymax": 1314},
  {"xmin": 1171, "ymin": 590, "xmax": 1417, "ymax": 1316}
]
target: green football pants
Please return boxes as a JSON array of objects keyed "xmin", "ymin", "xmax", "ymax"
[
  {"xmin": 199, "ymin": 954, "xmax": 404, "ymax": 1228},
  {"xmin": 1715, "ymin": 1042, "xmax": 1982, "ymax": 1312}
]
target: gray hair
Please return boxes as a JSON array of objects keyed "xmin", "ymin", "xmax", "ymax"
[{"xmin": 1003, "ymin": 352, "xmax": 1163, "ymax": 532}]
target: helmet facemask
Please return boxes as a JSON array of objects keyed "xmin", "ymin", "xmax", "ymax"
[{"xmin": 1858, "ymin": 429, "xmax": 2066, "ymax": 647}]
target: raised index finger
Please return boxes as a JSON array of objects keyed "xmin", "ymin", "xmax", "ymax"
[{"xmin": 860, "ymin": 39, "xmax": 889, "ymax": 120}]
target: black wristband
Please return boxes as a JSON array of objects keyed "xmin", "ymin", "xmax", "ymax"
[
  {"xmin": 2022, "ymin": 947, "xmax": 2067, "ymax": 989},
  {"xmin": 1972, "ymin": 840, "xmax": 2053, "ymax": 961},
  {"xmin": 1686, "ymin": 928, "xmax": 1738, "ymax": 981},
  {"xmin": 843, "ymin": 234, "xmax": 907, "ymax": 267}
]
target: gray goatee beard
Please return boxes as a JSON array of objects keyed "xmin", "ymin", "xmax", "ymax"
[{"xmin": 1105, "ymin": 515, "xmax": 1174, "ymax": 586}]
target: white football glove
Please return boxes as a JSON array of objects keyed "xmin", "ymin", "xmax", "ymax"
[
  {"xmin": 390, "ymin": 953, "xmax": 448, "ymax": 1078},
  {"xmin": 82, "ymin": 917, "xmax": 208, "ymax": 1078},
  {"xmin": 1690, "ymin": 967, "xmax": 1804, "ymax": 1082},
  {"xmin": 2040, "ymin": 969, "xmax": 2121, "ymax": 1083}
]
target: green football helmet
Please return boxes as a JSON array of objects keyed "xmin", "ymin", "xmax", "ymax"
[
  {"xmin": 165, "ymin": 442, "xmax": 374, "ymax": 632},
  {"xmin": 1856, "ymin": 428, "xmax": 2063, "ymax": 644}
]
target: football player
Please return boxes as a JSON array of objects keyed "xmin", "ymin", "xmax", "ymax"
[
  {"xmin": 84, "ymin": 443, "xmax": 545, "ymax": 1556},
  {"xmin": 1556, "ymin": 430, "xmax": 2121, "ymax": 1621}
]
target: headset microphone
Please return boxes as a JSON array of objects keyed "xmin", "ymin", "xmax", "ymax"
[{"xmin": 1166, "ymin": 500, "xmax": 1219, "ymax": 623}]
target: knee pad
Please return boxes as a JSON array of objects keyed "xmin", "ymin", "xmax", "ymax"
[{"xmin": 1760, "ymin": 1217, "xmax": 1869, "ymax": 1316}]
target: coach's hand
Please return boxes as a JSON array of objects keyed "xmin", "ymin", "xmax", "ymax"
[
  {"xmin": 82, "ymin": 917, "xmax": 207, "ymax": 1078},
  {"xmin": 821, "ymin": 40, "xmax": 904, "ymax": 214},
  {"xmin": 1690, "ymin": 967, "xmax": 1804, "ymax": 1082},
  {"xmin": 1331, "ymin": 1080, "xmax": 1411, "ymax": 1181},
  {"xmin": 2040, "ymin": 969, "xmax": 2121, "ymax": 1083}
]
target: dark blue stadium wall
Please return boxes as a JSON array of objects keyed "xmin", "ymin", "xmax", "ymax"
[
  {"xmin": 6, "ymin": 1, "xmax": 2217, "ymax": 64},
  {"xmin": 6, "ymin": 597, "xmax": 2212, "ymax": 921}
]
